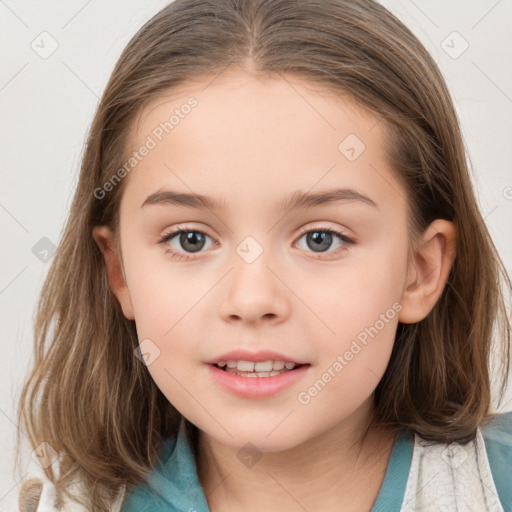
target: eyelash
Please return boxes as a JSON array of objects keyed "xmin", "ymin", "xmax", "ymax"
[{"xmin": 158, "ymin": 224, "xmax": 355, "ymax": 261}]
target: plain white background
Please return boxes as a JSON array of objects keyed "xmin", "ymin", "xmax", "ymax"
[{"xmin": 1, "ymin": 0, "xmax": 511, "ymax": 509}]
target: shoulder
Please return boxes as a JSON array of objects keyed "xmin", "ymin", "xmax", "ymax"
[
  {"xmin": 18, "ymin": 435, "xmax": 177, "ymax": 512},
  {"xmin": 18, "ymin": 474, "xmax": 90, "ymax": 512},
  {"xmin": 481, "ymin": 411, "xmax": 512, "ymax": 511},
  {"xmin": 18, "ymin": 477, "xmax": 44, "ymax": 512},
  {"xmin": 400, "ymin": 415, "xmax": 512, "ymax": 512},
  {"xmin": 481, "ymin": 410, "xmax": 512, "ymax": 443},
  {"xmin": 481, "ymin": 410, "xmax": 512, "ymax": 470},
  {"xmin": 18, "ymin": 463, "xmax": 126, "ymax": 512}
]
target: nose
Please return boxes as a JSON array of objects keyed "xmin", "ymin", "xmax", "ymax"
[{"xmin": 218, "ymin": 249, "xmax": 289, "ymax": 325}]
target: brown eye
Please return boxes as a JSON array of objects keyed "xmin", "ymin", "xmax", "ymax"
[
  {"xmin": 295, "ymin": 227, "xmax": 355, "ymax": 256},
  {"xmin": 168, "ymin": 231, "xmax": 207, "ymax": 253},
  {"xmin": 158, "ymin": 226, "xmax": 216, "ymax": 261}
]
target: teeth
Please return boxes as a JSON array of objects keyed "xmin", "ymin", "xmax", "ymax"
[
  {"xmin": 237, "ymin": 361, "xmax": 255, "ymax": 371},
  {"xmin": 221, "ymin": 360, "xmax": 297, "ymax": 371},
  {"xmin": 225, "ymin": 367, "xmax": 290, "ymax": 377},
  {"xmin": 254, "ymin": 361, "xmax": 273, "ymax": 372}
]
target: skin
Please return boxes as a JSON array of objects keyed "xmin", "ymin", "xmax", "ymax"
[{"xmin": 93, "ymin": 69, "xmax": 457, "ymax": 511}]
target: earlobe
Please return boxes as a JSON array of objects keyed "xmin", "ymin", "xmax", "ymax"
[
  {"xmin": 398, "ymin": 219, "xmax": 457, "ymax": 324},
  {"xmin": 92, "ymin": 226, "xmax": 135, "ymax": 320}
]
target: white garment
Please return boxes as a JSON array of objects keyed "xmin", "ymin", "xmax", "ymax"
[
  {"xmin": 18, "ymin": 451, "xmax": 126, "ymax": 512},
  {"xmin": 400, "ymin": 428, "xmax": 505, "ymax": 512}
]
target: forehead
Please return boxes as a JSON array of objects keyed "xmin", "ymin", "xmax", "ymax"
[
  {"xmin": 120, "ymin": 71, "xmax": 405, "ymax": 217},
  {"xmin": 129, "ymin": 71, "xmax": 379, "ymax": 153}
]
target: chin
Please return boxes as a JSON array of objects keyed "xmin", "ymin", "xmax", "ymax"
[{"xmin": 203, "ymin": 425, "xmax": 305, "ymax": 454}]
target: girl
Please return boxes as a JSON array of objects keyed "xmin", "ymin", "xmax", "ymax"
[{"xmin": 16, "ymin": 0, "xmax": 512, "ymax": 511}]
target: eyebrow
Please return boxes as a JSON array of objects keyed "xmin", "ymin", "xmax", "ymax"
[{"xmin": 140, "ymin": 187, "xmax": 378, "ymax": 212}]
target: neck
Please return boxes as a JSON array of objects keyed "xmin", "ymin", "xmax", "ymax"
[{"xmin": 195, "ymin": 401, "xmax": 396, "ymax": 512}]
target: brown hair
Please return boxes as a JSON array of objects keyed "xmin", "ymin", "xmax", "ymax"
[{"xmin": 17, "ymin": 0, "xmax": 511, "ymax": 509}]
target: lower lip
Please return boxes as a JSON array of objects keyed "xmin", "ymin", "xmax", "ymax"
[{"xmin": 207, "ymin": 364, "xmax": 310, "ymax": 398}]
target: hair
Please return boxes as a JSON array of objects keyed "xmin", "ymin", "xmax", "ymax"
[{"xmin": 16, "ymin": 0, "xmax": 511, "ymax": 509}]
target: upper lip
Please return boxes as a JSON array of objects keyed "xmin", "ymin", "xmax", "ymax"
[{"xmin": 205, "ymin": 349, "xmax": 309, "ymax": 365}]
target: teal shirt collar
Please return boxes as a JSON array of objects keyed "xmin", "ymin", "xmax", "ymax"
[
  {"xmin": 370, "ymin": 429, "xmax": 414, "ymax": 511},
  {"xmin": 121, "ymin": 418, "xmax": 414, "ymax": 511},
  {"xmin": 121, "ymin": 417, "xmax": 210, "ymax": 511}
]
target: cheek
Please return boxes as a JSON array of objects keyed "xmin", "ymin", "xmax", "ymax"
[
  {"xmin": 123, "ymin": 245, "xmax": 219, "ymax": 358},
  {"xmin": 122, "ymin": 244, "xmax": 200, "ymax": 335},
  {"xmin": 298, "ymin": 294, "xmax": 400, "ymax": 420},
  {"xmin": 306, "ymin": 238, "xmax": 407, "ymax": 387},
  {"xmin": 127, "ymin": 264, "xmax": 207, "ymax": 409},
  {"xmin": 312, "ymin": 246, "xmax": 406, "ymax": 340}
]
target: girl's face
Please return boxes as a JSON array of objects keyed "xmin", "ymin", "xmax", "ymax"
[{"xmin": 106, "ymin": 72, "xmax": 414, "ymax": 451}]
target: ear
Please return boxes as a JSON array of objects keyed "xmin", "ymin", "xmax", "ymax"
[
  {"xmin": 92, "ymin": 225, "xmax": 135, "ymax": 320},
  {"xmin": 398, "ymin": 219, "xmax": 457, "ymax": 324}
]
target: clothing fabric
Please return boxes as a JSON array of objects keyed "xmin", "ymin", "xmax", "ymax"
[{"xmin": 23, "ymin": 412, "xmax": 512, "ymax": 512}]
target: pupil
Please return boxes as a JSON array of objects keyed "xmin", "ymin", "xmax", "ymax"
[
  {"xmin": 308, "ymin": 231, "xmax": 332, "ymax": 252},
  {"xmin": 181, "ymin": 232, "xmax": 205, "ymax": 252}
]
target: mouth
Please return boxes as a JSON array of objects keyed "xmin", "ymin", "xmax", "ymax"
[
  {"xmin": 207, "ymin": 359, "xmax": 311, "ymax": 398},
  {"xmin": 211, "ymin": 360, "xmax": 310, "ymax": 378}
]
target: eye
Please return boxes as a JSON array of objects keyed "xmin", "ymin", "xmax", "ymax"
[
  {"xmin": 158, "ymin": 225, "xmax": 355, "ymax": 261},
  {"xmin": 295, "ymin": 226, "xmax": 355, "ymax": 257},
  {"xmin": 158, "ymin": 225, "xmax": 216, "ymax": 261}
]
